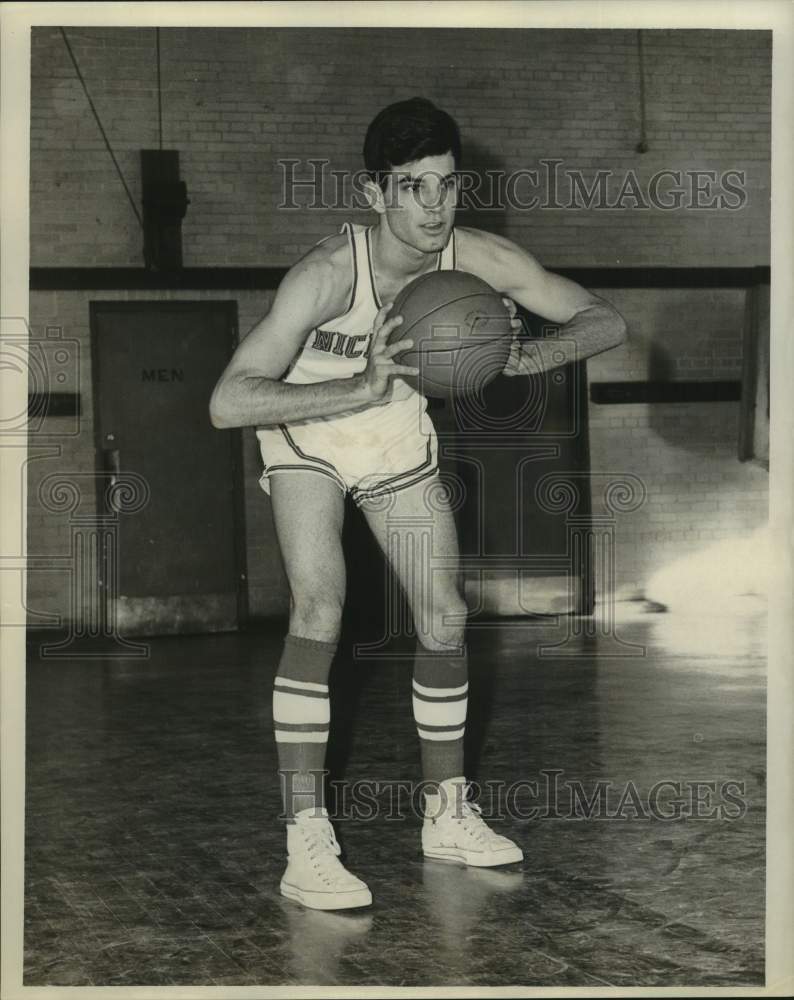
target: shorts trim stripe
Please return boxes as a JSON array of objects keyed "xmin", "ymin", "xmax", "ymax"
[
  {"xmin": 350, "ymin": 438, "xmax": 434, "ymax": 500},
  {"xmin": 264, "ymin": 463, "xmax": 346, "ymax": 493},
  {"xmin": 278, "ymin": 426, "xmax": 341, "ymax": 473},
  {"xmin": 267, "ymin": 401, "xmax": 439, "ymax": 503},
  {"xmin": 353, "ymin": 465, "xmax": 437, "ymax": 503}
]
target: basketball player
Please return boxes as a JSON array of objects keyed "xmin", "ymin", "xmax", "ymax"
[{"xmin": 210, "ymin": 98, "xmax": 626, "ymax": 910}]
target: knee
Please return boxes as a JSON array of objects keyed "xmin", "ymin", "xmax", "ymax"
[
  {"xmin": 289, "ymin": 590, "xmax": 344, "ymax": 642},
  {"xmin": 415, "ymin": 592, "xmax": 468, "ymax": 651}
]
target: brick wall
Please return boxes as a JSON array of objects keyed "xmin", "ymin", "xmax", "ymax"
[
  {"xmin": 27, "ymin": 27, "xmax": 771, "ymax": 623},
  {"xmin": 32, "ymin": 27, "xmax": 770, "ymax": 267},
  {"xmin": 586, "ymin": 287, "xmax": 768, "ymax": 594}
]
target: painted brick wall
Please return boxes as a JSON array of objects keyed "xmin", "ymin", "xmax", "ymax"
[
  {"xmin": 588, "ymin": 398, "xmax": 768, "ymax": 591},
  {"xmin": 27, "ymin": 27, "xmax": 771, "ymax": 624},
  {"xmin": 585, "ymin": 287, "xmax": 768, "ymax": 595},
  {"xmin": 31, "ymin": 27, "xmax": 770, "ymax": 267}
]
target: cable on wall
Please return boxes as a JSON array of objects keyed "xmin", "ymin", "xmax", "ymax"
[
  {"xmin": 59, "ymin": 28, "xmax": 144, "ymax": 230},
  {"xmin": 636, "ymin": 30, "xmax": 649, "ymax": 154},
  {"xmin": 156, "ymin": 28, "xmax": 163, "ymax": 152}
]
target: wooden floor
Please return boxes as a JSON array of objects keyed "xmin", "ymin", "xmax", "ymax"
[{"xmin": 24, "ymin": 605, "xmax": 766, "ymax": 988}]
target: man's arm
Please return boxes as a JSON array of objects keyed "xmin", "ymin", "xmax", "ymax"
[
  {"xmin": 457, "ymin": 228, "xmax": 627, "ymax": 375},
  {"xmin": 209, "ymin": 257, "xmax": 414, "ymax": 429}
]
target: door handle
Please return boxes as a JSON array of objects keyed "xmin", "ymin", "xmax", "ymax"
[{"xmin": 102, "ymin": 448, "xmax": 121, "ymax": 489}]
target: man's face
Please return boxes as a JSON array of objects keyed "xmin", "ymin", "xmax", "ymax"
[{"xmin": 379, "ymin": 152, "xmax": 458, "ymax": 255}]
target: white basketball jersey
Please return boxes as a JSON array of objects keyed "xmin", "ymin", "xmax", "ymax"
[{"xmin": 284, "ymin": 223, "xmax": 458, "ymax": 401}]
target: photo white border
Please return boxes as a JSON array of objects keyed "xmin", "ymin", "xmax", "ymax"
[{"xmin": 1, "ymin": 2, "xmax": 792, "ymax": 998}]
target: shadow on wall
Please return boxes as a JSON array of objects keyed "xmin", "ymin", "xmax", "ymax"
[
  {"xmin": 646, "ymin": 338, "xmax": 676, "ymax": 382},
  {"xmin": 587, "ymin": 287, "xmax": 745, "ymax": 455},
  {"xmin": 454, "ymin": 140, "xmax": 508, "ymax": 237},
  {"xmin": 642, "ymin": 289, "xmax": 742, "ymax": 454}
]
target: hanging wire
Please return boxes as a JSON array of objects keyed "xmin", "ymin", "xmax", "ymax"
[
  {"xmin": 156, "ymin": 27, "xmax": 163, "ymax": 151},
  {"xmin": 59, "ymin": 27, "xmax": 144, "ymax": 229},
  {"xmin": 636, "ymin": 30, "xmax": 649, "ymax": 154}
]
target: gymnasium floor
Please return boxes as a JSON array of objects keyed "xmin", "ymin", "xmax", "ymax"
[{"xmin": 24, "ymin": 605, "xmax": 766, "ymax": 988}]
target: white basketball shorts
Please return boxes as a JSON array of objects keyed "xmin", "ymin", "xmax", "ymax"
[{"xmin": 255, "ymin": 392, "xmax": 439, "ymax": 505}]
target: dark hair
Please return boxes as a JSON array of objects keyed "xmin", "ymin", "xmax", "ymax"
[{"xmin": 363, "ymin": 97, "xmax": 462, "ymax": 186}]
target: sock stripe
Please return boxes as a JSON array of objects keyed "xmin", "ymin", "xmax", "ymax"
[
  {"xmin": 274, "ymin": 720, "xmax": 331, "ymax": 734},
  {"xmin": 274, "ymin": 680, "xmax": 329, "ymax": 698},
  {"xmin": 412, "ymin": 642, "xmax": 468, "ymax": 785},
  {"xmin": 412, "ymin": 688, "xmax": 469, "ymax": 704},
  {"xmin": 275, "ymin": 676, "xmax": 328, "ymax": 695},
  {"xmin": 412, "ymin": 671, "xmax": 468, "ymax": 732},
  {"xmin": 413, "ymin": 698, "xmax": 466, "ymax": 728},
  {"xmin": 274, "ymin": 687, "xmax": 329, "ymax": 722},
  {"xmin": 417, "ymin": 726, "xmax": 465, "ymax": 742},
  {"xmin": 412, "ymin": 679, "xmax": 468, "ymax": 699},
  {"xmin": 415, "ymin": 720, "xmax": 467, "ymax": 733},
  {"xmin": 275, "ymin": 730, "xmax": 329, "ymax": 744},
  {"xmin": 274, "ymin": 635, "xmax": 337, "ymax": 819}
]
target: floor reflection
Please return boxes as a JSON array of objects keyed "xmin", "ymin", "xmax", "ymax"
[
  {"xmin": 23, "ymin": 609, "xmax": 766, "ymax": 987},
  {"xmin": 277, "ymin": 900, "xmax": 373, "ymax": 984}
]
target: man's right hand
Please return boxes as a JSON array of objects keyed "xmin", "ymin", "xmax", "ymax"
[{"xmin": 357, "ymin": 303, "xmax": 419, "ymax": 403}]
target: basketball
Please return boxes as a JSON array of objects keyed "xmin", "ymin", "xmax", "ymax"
[{"xmin": 390, "ymin": 270, "xmax": 513, "ymax": 401}]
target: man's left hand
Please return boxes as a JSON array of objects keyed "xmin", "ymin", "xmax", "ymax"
[{"xmin": 502, "ymin": 296, "xmax": 525, "ymax": 377}]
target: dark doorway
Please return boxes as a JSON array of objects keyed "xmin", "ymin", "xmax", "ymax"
[{"xmin": 91, "ymin": 300, "xmax": 245, "ymax": 635}]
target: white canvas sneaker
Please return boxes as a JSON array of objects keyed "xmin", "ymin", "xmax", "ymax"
[
  {"xmin": 280, "ymin": 807, "xmax": 372, "ymax": 910},
  {"xmin": 422, "ymin": 777, "xmax": 524, "ymax": 867}
]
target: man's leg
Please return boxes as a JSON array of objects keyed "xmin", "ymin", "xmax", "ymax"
[
  {"xmin": 270, "ymin": 473, "xmax": 345, "ymax": 818},
  {"xmin": 360, "ymin": 476, "xmax": 523, "ymax": 866},
  {"xmin": 269, "ymin": 473, "xmax": 371, "ymax": 909},
  {"xmin": 360, "ymin": 478, "xmax": 468, "ymax": 789}
]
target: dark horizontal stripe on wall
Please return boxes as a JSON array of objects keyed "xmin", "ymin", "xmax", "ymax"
[
  {"xmin": 30, "ymin": 265, "xmax": 770, "ymax": 292},
  {"xmin": 590, "ymin": 381, "xmax": 742, "ymax": 405},
  {"xmin": 561, "ymin": 266, "xmax": 769, "ymax": 290},
  {"xmin": 28, "ymin": 392, "xmax": 81, "ymax": 417},
  {"xmin": 30, "ymin": 267, "xmax": 287, "ymax": 291}
]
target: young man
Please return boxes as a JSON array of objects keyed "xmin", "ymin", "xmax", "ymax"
[{"xmin": 210, "ymin": 98, "xmax": 626, "ymax": 911}]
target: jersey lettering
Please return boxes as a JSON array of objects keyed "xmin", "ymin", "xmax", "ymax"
[
  {"xmin": 313, "ymin": 329, "xmax": 368, "ymax": 360},
  {"xmin": 344, "ymin": 335, "xmax": 367, "ymax": 358},
  {"xmin": 312, "ymin": 329, "xmax": 334, "ymax": 352}
]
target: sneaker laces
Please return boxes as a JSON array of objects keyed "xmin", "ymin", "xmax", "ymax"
[
  {"xmin": 297, "ymin": 818, "xmax": 353, "ymax": 887},
  {"xmin": 456, "ymin": 792, "xmax": 491, "ymax": 844},
  {"xmin": 435, "ymin": 784, "xmax": 492, "ymax": 845}
]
